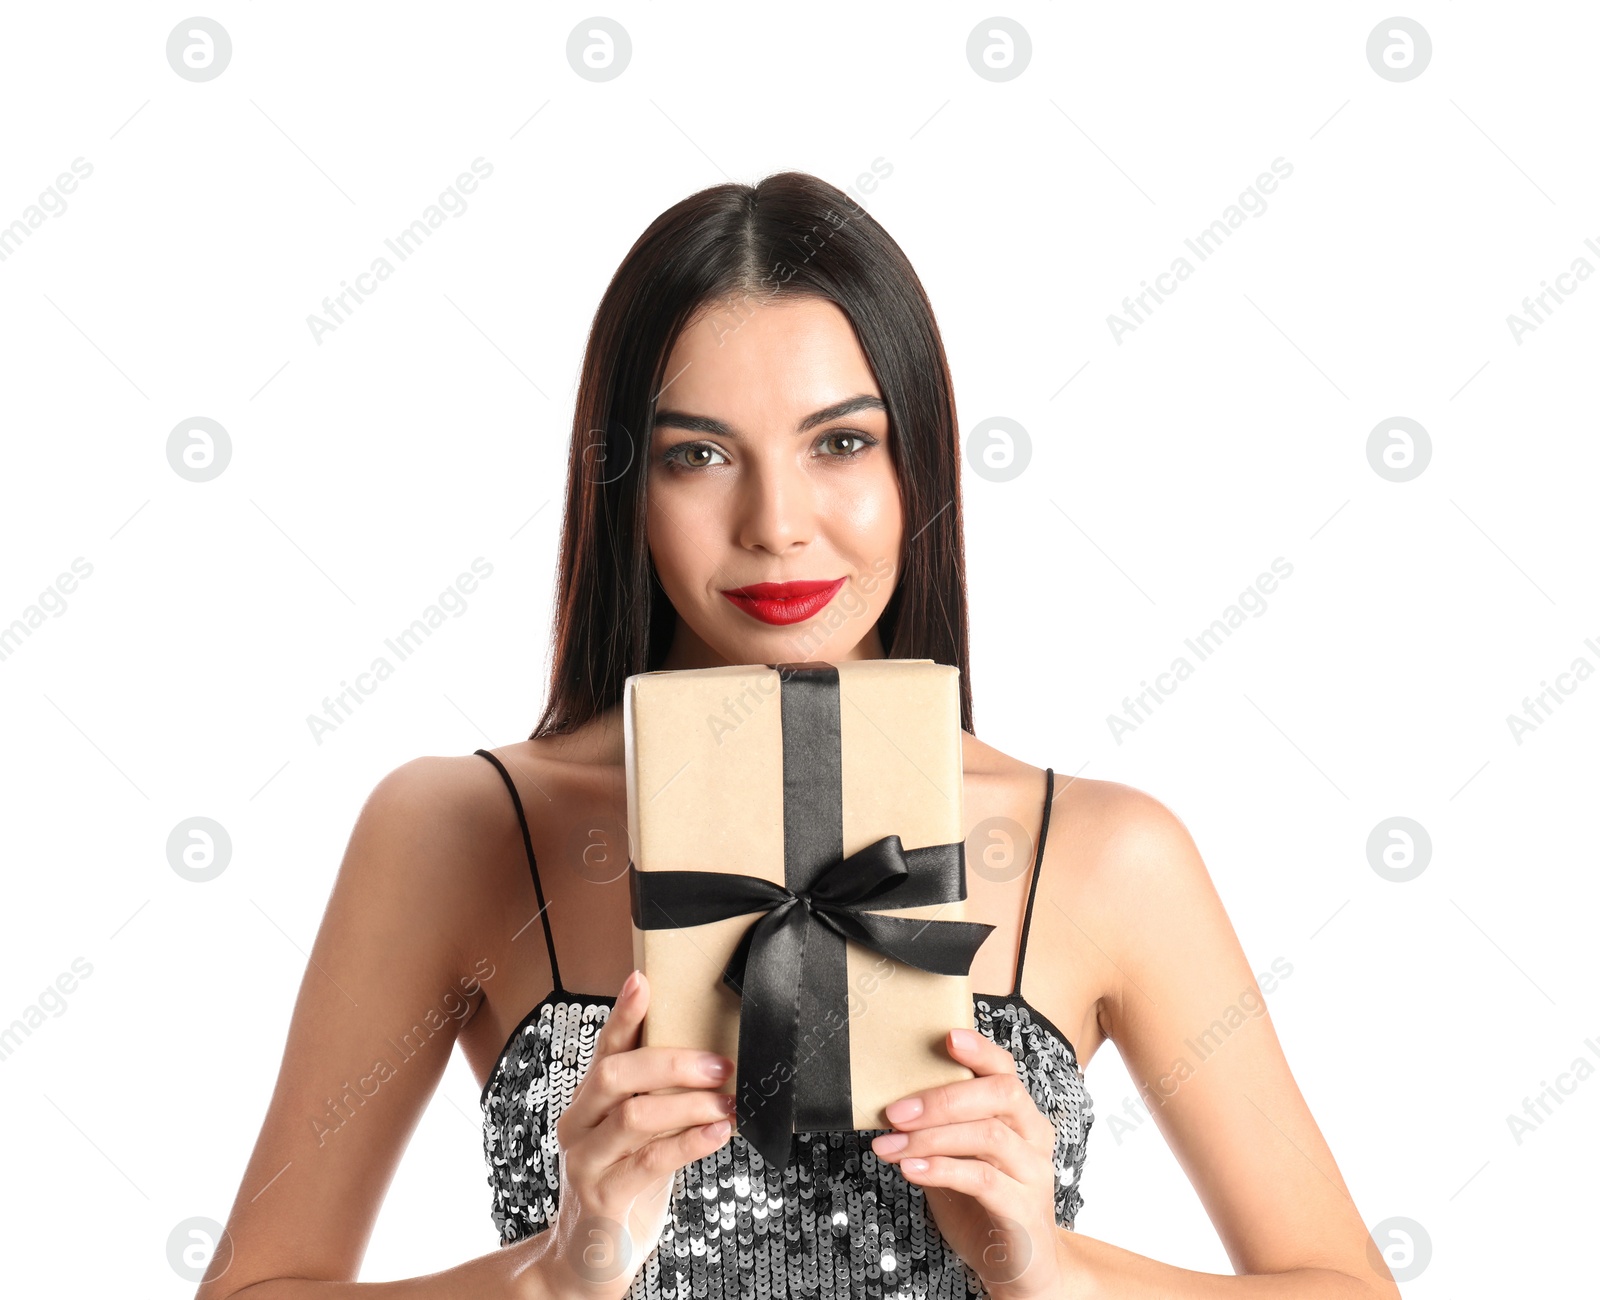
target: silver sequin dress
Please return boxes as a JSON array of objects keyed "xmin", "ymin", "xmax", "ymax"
[{"xmin": 474, "ymin": 750, "xmax": 1095, "ymax": 1299}]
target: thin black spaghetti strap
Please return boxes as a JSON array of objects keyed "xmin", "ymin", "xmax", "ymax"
[
  {"xmin": 1011, "ymin": 766, "xmax": 1055, "ymax": 997},
  {"xmin": 473, "ymin": 748, "xmax": 563, "ymax": 992}
]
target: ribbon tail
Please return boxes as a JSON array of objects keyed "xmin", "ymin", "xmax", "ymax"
[
  {"xmin": 721, "ymin": 914, "xmax": 759, "ymax": 995},
  {"xmin": 734, "ymin": 903, "xmax": 810, "ymax": 1168},
  {"xmin": 822, "ymin": 909, "xmax": 995, "ymax": 976}
]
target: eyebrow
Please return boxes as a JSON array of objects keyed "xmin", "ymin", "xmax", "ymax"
[{"xmin": 652, "ymin": 394, "xmax": 887, "ymax": 438}]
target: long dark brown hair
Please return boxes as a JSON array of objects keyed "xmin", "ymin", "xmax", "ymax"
[{"xmin": 530, "ymin": 170, "xmax": 973, "ymax": 739}]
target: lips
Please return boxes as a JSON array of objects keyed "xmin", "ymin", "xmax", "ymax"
[{"xmin": 721, "ymin": 578, "xmax": 847, "ymax": 626}]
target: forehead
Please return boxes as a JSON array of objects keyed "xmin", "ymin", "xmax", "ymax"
[{"xmin": 658, "ymin": 296, "xmax": 882, "ymax": 427}]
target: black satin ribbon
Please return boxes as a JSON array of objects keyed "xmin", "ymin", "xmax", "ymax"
[{"xmin": 627, "ymin": 663, "xmax": 994, "ymax": 1169}]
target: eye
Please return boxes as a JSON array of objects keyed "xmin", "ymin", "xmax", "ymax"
[
  {"xmin": 817, "ymin": 431, "xmax": 879, "ymax": 458},
  {"xmin": 660, "ymin": 441, "xmax": 730, "ymax": 471}
]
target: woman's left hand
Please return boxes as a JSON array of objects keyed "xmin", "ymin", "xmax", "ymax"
[{"xmin": 871, "ymin": 1028, "xmax": 1067, "ymax": 1299}]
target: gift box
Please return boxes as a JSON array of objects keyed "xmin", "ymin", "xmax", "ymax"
[{"xmin": 624, "ymin": 659, "xmax": 994, "ymax": 1168}]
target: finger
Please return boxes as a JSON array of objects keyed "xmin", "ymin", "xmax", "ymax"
[
  {"xmin": 589, "ymin": 1089, "xmax": 738, "ymax": 1165},
  {"xmin": 871, "ymin": 1118, "xmax": 1047, "ymax": 1185},
  {"xmin": 563, "ymin": 973, "xmax": 733, "ymax": 1125},
  {"xmin": 884, "ymin": 1061, "xmax": 1049, "ymax": 1146},
  {"xmin": 895, "ymin": 1153, "xmax": 1024, "ymax": 1209},
  {"xmin": 559, "ymin": 969, "xmax": 647, "ymax": 1130},
  {"xmin": 601, "ymin": 1118, "xmax": 733, "ymax": 1203},
  {"xmin": 946, "ymin": 1026, "xmax": 1026, "ymax": 1080},
  {"xmin": 577, "ymin": 1043, "xmax": 732, "ymax": 1114},
  {"xmin": 940, "ymin": 1024, "xmax": 1068, "ymax": 1146}
]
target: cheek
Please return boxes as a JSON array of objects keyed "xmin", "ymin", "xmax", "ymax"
[
  {"xmin": 836, "ymin": 464, "xmax": 904, "ymax": 551},
  {"xmin": 646, "ymin": 492, "xmax": 706, "ymax": 591}
]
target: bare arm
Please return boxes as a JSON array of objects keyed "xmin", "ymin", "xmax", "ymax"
[
  {"xmin": 1045, "ymin": 783, "xmax": 1401, "ymax": 1300},
  {"xmin": 197, "ymin": 756, "xmax": 537, "ymax": 1300},
  {"xmin": 1056, "ymin": 1231, "xmax": 1390, "ymax": 1299},
  {"xmin": 219, "ymin": 1249, "xmax": 535, "ymax": 1299}
]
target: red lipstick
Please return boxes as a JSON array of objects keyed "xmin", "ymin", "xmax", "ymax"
[{"xmin": 721, "ymin": 578, "xmax": 847, "ymax": 626}]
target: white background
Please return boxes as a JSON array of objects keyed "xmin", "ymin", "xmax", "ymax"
[{"xmin": 1, "ymin": 3, "xmax": 1594, "ymax": 1295}]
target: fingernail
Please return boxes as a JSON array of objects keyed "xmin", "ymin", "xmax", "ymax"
[
  {"xmin": 884, "ymin": 1097, "xmax": 923, "ymax": 1125},
  {"xmin": 872, "ymin": 1132, "xmax": 908, "ymax": 1155},
  {"xmin": 700, "ymin": 1054, "xmax": 732, "ymax": 1081},
  {"xmin": 949, "ymin": 1028, "xmax": 978, "ymax": 1052},
  {"xmin": 901, "ymin": 1158, "xmax": 929, "ymax": 1174},
  {"xmin": 703, "ymin": 1119, "xmax": 731, "ymax": 1139},
  {"xmin": 718, "ymin": 1092, "xmax": 737, "ymax": 1113},
  {"xmin": 621, "ymin": 969, "xmax": 640, "ymax": 998}
]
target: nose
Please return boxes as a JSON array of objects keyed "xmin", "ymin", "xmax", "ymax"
[{"xmin": 735, "ymin": 453, "xmax": 815, "ymax": 555}]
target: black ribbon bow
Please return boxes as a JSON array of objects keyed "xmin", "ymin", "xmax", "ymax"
[{"xmin": 626, "ymin": 663, "xmax": 992, "ymax": 1169}]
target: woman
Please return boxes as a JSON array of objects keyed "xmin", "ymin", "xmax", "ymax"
[{"xmin": 197, "ymin": 173, "xmax": 1400, "ymax": 1299}]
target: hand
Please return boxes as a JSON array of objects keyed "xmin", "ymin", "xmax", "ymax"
[
  {"xmin": 871, "ymin": 1028, "xmax": 1065, "ymax": 1299},
  {"xmin": 524, "ymin": 970, "xmax": 735, "ymax": 1299}
]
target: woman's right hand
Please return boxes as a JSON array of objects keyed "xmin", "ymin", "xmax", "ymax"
[{"xmin": 520, "ymin": 969, "xmax": 736, "ymax": 1299}]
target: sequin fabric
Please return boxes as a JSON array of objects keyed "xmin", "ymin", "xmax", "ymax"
[{"xmin": 480, "ymin": 990, "xmax": 1094, "ymax": 1297}]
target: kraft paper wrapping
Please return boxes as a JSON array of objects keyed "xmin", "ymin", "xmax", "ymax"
[{"xmin": 624, "ymin": 659, "xmax": 980, "ymax": 1138}]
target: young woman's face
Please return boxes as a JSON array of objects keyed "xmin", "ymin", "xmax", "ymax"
[{"xmin": 646, "ymin": 294, "xmax": 904, "ymax": 669}]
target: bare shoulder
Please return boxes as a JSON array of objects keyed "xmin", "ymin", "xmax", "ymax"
[
  {"xmin": 357, "ymin": 752, "xmax": 523, "ymax": 881},
  {"xmin": 959, "ymin": 736, "xmax": 1182, "ymax": 1066},
  {"xmin": 962, "ymin": 732, "xmax": 1196, "ymax": 926},
  {"xmin": 334, "ymin": 745, "xmax": 603, "ymax": 998},
  {"xmin": 363, "ymin": 748, "xmax": 513, "ymax": 835},
  {"xmin": 384, "ymin": 737, "xmax": 606, "ymax": 844},
  {"xmin": 335, "ymin": 751, "xmax": 533, "ymax": 999},
  {"xmin": 1035, "ymin": 776, "xmax": 1217, "ymax": 1023},
  {"xmin": 962, "ymin": 734, "xmax": 1216, "ymax": 1068},
  {"xmin": 380, "ymin": 741, "xmax": 590, "ymax": 952},
  {"xmin": 1051, "ymin": 775, "xmax": 1203, "ymax": 900}
]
